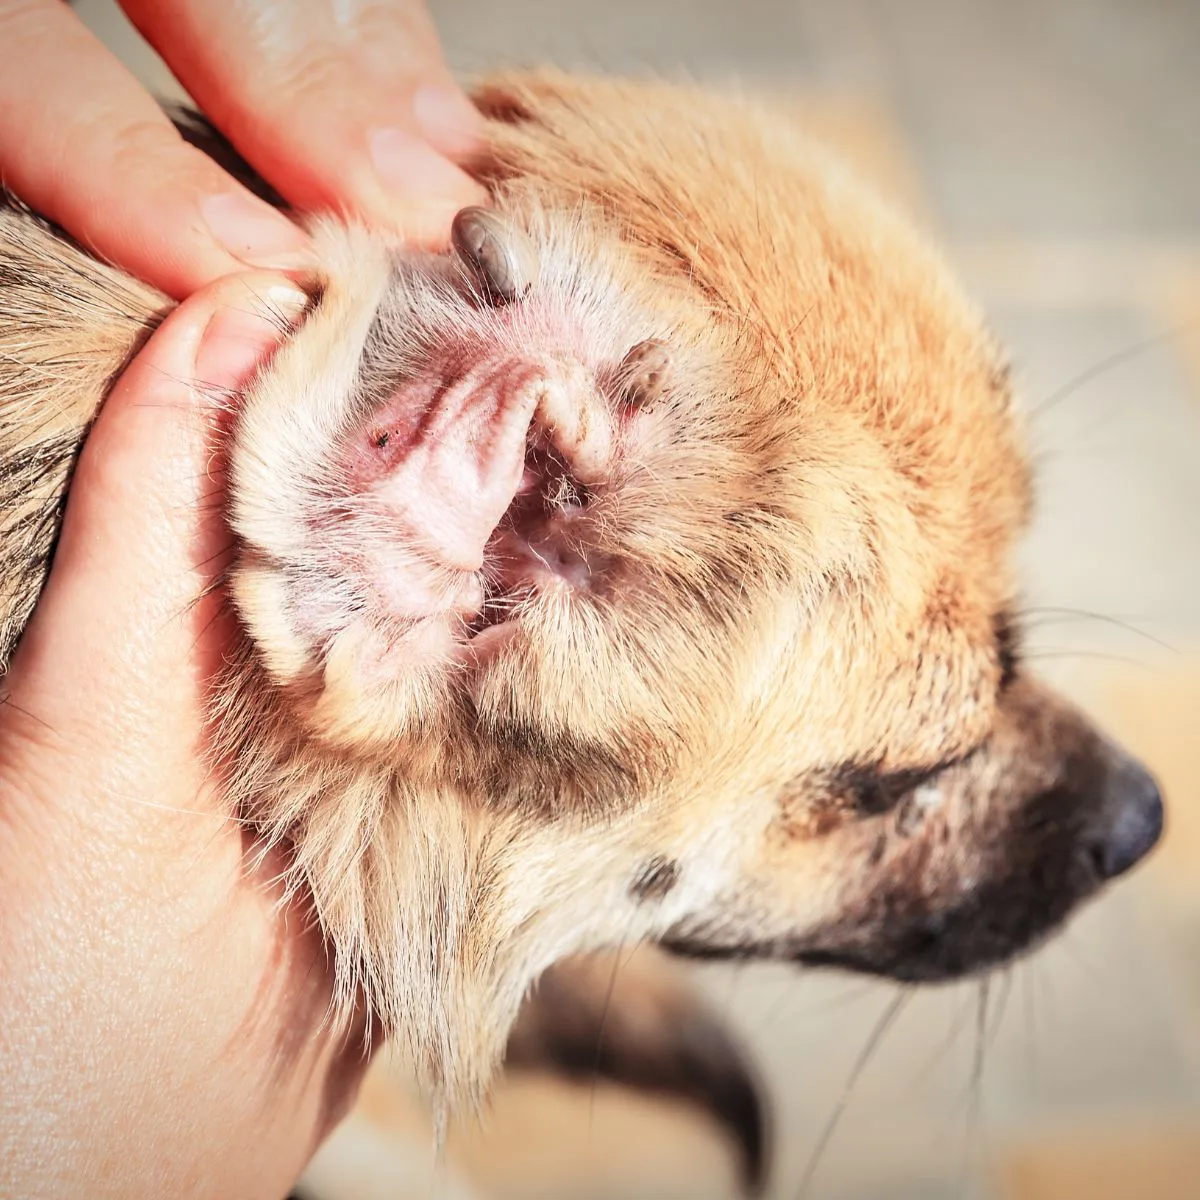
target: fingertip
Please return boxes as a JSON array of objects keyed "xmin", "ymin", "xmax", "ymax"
[
  {"xmin": 111, "ymin": 177, "xmax": 315, "ymax": 300},
  {"xmin": 60, "ymin": 269, "xmax": 307, "ymax": 586},
  {"xmin": 411, "ymin": 82, "xmax": 486, "ymax": 160},
  {"xmin": 191, "ymin": 275, "xmax": 311, "ymax": 400},
  {"xmin": 98, "ymin": 269, "xmax": 309, "ymax": 435},
  {"xmin": 39, "ymin": 134, "xmax": 315, "ymax": 300},
  {"xmin": 199, "ymin": 191, "xmax": 315, "ymax": 275}
]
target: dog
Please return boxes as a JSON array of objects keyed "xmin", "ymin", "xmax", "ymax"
[{"xmin": 0, "ymin": 67, "xmax": 1164, "ymax": 1189}]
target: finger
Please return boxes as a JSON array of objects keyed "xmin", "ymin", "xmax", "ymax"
[
  {"xmin": 8, "ymin": 271, "xmax": 308, "ymax": 755},
  {"xmin": 0, "ymin": 0, "xmax": 313, "ymax": 298},
  {"xmin": 121, "ymin": 0, "xmax": 488, "ymax": 246}
]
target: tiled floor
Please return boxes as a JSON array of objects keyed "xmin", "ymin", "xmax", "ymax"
[{"xmin": 74, "ymin": 1, "xmax": 1200, "ymax": 1196}]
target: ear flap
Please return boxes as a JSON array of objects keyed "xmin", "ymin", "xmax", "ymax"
[{"xmin": 505, "ymin": 947, "xmax": 770, "ymax": 1194}]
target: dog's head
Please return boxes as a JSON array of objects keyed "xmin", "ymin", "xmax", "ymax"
[{"xmin": 219, "ymin": 72, "xmax": 1161, "ymax": 1093}]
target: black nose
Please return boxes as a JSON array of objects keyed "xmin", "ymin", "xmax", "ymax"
[{"xmin": 1088, "ymin": 756, "xmax": 1164, "ymax": 880}]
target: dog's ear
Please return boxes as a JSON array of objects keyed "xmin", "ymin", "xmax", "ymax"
[{"xmin": 505, "ymin": 947, "xmax": 770, "ymax": 1194}]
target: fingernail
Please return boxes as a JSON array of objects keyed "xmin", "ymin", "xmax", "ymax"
[
  {"xmin": 369, "ymin": 125, "xmax": 481, "ymax": 208},
  {"xmin": 201, "ymin": 192, "xmax": 313, "ymax": 270},
  {"xmin": 194, "ymin": 283, "xmax": 308, "ymax": 395},
  {"xmin": 412, "ymin": 84, "xmax": 483, "ymax": 157}
]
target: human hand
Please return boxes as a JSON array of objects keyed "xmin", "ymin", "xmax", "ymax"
[
  {"xmin": 0, "ymin": 274, "xmax": 366, "ymax": 1199},
  {"xmin": 0, "ymin": 0, "xmax": 486, "ymax": 298}
]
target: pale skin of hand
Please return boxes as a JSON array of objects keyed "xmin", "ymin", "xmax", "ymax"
[
  {"xmin": 0, "ymin": 277, "xmax": 370, "ymax": 1198},
  {"xmin": 0, "ymin": 5, "xmax": 476, "ymax": 1190},
  {"xmin": 0, "ymin": 0, "xmax": 488, "ymax": 297}
]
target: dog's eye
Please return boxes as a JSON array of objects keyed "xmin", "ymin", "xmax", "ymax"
[{"xmin": 846, "ymin": 767, "xmax": 942, "ymax": 817}]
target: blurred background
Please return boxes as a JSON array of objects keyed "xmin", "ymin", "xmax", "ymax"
[{"xmin": 74, "ymin": 1, "xmax": 1200, "ymax": 1196}]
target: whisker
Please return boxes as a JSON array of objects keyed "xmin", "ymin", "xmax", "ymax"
[
  {"xmin": 986, "ymin": 967, "xmax": 1014, "ymax": 1055},
  {"xmin": 1031, "ymin": 323, "xmax": 1193, "ymax": 420},
  {"xmin": 909, "ymin": 988, "xmax": 976, "ymax": 1086},
  {"xmin": 588, "ymin": 926, "xmax": 641, "ymax": 1138},
  {"xmin": 957, "ymin": 977, "xmax": 991, "ymax": 1194},
  {"xmin": 0, "ymin": 690, "xmax": 57, "ymax": 732},
  {"xmin": 1022, "ymin": 648, "xmax": 1156, "ymax": 670},
  {"xmin": 103, "ymin": 789, "xmax": 249, "ymax": 827},
  {"xmin": 190, "ymin": 540, "xmax": 238, "ymax": 574},
  {"xmin": 755, "ymin": 975, "xmax": 877, "ymax": 1033},
  {"xmin": 1021, "ymin": 965, "xmax": 1040, "ymax": 1097},
  {"xmin": 1017, "ymin": 606, "xmax": 1177, "ymax": 652},
  {"xmin": 795, "ymin": 988, "xmax": 909, "ymax": 1198},
  {"xmin": 188, "ymin": 594, "xmax": 236, "ymax": 654}
]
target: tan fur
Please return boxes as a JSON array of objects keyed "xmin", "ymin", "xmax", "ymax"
[{"xmin": 0, "ymin": 71, "xmax": 1156, "ymax": 1127}]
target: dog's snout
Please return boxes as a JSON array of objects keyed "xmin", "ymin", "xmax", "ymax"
[{"xmin": 1087, "ymin": 755, "xmax": 1164, "ymax": 880}]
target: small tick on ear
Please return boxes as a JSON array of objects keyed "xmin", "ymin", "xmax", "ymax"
[
  {"xmin": 618, "ymin": 339, "xmax": 671, "ymax": 409},
  {"xmin": 373, "ymin": 431, "xmax": 390, "ymax": 449},
  {"xmin": 451, "ymin": 206, "xmax": 537, "ymax": 305}
]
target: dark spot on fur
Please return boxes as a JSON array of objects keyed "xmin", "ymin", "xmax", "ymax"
[
  {"xmin": 775, "ymin": 789, "xmax": 848, "ymax": 839},
  {"xmin": 472, "ymin": 86, "xmax": 536, "ymax": 125},
  {"xmin": 776, "ymin": 754, "xmax": 972, "ymax": 842},
  {"xmin": 866, "ymin": 832, "xmax": 887, "ymax": 865},
  {"xmin": 467, "ymin": 709, "xmax": 648, "ymax": 819},
  {"xmin": 630, "ymin": 855, "xmax": 680, "ymax": 901},
  {"xmin": 994, "ymin": 608, "xmax": 1020, "ymax": 690},
  {"xmin": 662, "ymin": 938, "xmax": 760, "ymax": 963},
  {"xmin": 989, "ymin": 359, "xmax": 1013, "ymax": 396}
]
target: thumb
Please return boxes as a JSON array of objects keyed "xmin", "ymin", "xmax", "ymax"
[{"xmin": 9, "ymin": 272, "xmax": 307, "ymax": 750}]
